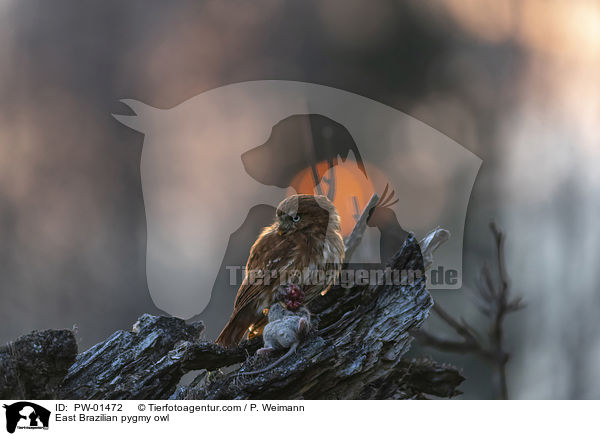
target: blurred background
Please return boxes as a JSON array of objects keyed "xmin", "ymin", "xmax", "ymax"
[{"xmin": 1, "ymin": 0, "xmax": 599, "ymax": 399}]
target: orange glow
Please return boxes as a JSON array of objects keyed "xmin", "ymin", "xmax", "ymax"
[{"xmin": 287, "ymin": 161, "xmax": 376, "ymax": 236}]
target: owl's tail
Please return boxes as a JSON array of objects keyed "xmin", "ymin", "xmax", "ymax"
[{"xmin": 216, "ymin": 306, "xmax": 256, "ymax": 347}]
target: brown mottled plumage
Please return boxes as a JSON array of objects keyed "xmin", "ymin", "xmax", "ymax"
[{"xmin": 216, "ymin": 194, "xmax": 344, "ymax": 347}]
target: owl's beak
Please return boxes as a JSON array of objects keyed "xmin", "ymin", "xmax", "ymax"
[{"xmin": 278, "ymin": 220, "xmax": 292, "ymax": 235}]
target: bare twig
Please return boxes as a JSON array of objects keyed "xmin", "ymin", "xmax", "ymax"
[
  {"xmin": 414, "ymin": 222, "xmax": 525, "ymax": 399},
  {"xmin": 343, "ymin": 193, "xmax": 379, "ymax": 262}
]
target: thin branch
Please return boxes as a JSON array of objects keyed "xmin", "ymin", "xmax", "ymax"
[
  {"xmin": 414, "ymin": 222, "xmax": 525, "ymax": 399},
  {"xmin": 344, "ymin": 193, "xmax": 379, "ymax": 262}
]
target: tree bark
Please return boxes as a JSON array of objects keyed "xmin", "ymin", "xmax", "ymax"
[
  {"xmin": 1, "ymin": 235, "xmax": 464, "ymax": 400},
  {"xmin": 174, "ymin": 234, "xmax": 462, "ymax": 399},
  {"xmin": 0, "ymin": 329, "xmax": 77, "ymax": 399}
]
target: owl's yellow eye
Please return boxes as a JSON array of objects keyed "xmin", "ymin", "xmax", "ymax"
[{"xmin": 292, "ymin": 215, "xmax": 301, "ymax": 223}]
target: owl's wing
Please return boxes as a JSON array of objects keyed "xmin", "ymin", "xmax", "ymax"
[
  {"xmin": 233, "ymin": 229, "xmax": 292, "ymax": 312},
  {"xmin": 216, "ymin": 229, "xmax": 293, "ymax": 346},
  {"xmin": 232, "ymin": 278, "xmax": 264, "ymax": 314}
]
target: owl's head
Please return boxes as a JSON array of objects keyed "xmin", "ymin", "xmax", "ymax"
[{"xmin": 275, "ymin": 194, "xmax": 340, "ymax": 236}]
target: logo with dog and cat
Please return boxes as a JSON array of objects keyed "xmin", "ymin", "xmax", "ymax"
[{"xmin": 2, "ymin": 402, "xmax": 50, "ymax": 433}]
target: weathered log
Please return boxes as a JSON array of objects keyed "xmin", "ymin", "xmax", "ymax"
[
  {"xmin": 0, "ymin": 329, "xmax": 77, "ymax": 399},
  {"xmin": 57, "ymin": 314, "xmax": 265, "ymax": 399},
  {"xmin": 172, "ymin": 234, "xmax": 462, "ymax": 399},
  {"xmin": 1, "ymin": 235, "xmax": 463, "ymax": 400}
]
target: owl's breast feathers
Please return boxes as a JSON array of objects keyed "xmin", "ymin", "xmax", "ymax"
[{"xmin": 239, "ymin": 225, "xmax": 343, "ymax": 312}]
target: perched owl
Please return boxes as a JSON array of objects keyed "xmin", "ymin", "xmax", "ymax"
[{"xmin": 216, "ymin": 194, "xmax": 344, "ymax": 347}]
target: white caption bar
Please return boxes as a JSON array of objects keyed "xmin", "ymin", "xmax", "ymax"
[{"xmin": 1, "ymin": 400, "xmax": 595, "ymax": 436}]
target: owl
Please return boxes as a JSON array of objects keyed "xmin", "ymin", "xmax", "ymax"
[{"xmin": 216, "ymin": 194, "xmax": 344, "ymax": 347}]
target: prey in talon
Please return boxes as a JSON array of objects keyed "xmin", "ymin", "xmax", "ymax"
[{"xmin": 241, "ymin": 284, "xmax": 312, "ymax": 377}]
